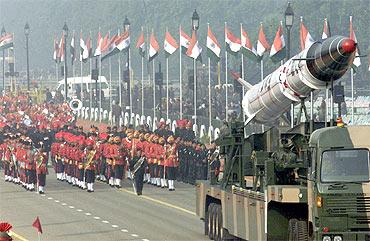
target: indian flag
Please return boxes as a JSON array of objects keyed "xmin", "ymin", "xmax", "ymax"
[
  {"xmin": 300, "ymin": 17, "xmax": 315, "ymax": 51},
  {"xmin": 206, "ymin": 25, "xmax": 221, "ymax": 62},
  {"xmin": 57, "ymin": 33, "xmax": 65, "ymax": 62},
  {"xmin": 164, "ymin": 30, "xmax": 179, "ymax": 57},
  {"xmin": 269, "ymin": 21, "xmax": 286, "ymax": 63},
  {"xmin": 116, "ymin": 31, "xmax": 130, "ymax": 51},
  {"xmin": 180, "ymin": 27, "xmax": 191, "ymax": 54},
  {"xmin": 136, "ymin": 29, "xmax": 145, "ymax": 57},
  {"xmin": 256, "ymin": 23, "xmax": 270, "ymax": 57},
  {"xmin": 79, "ymin": 32, "xmax": 89, "ymax": 62},
  {"xmin": 0, "ymin": 33, "xmax": 13, "ymax": 50},
  {"xmin": 149, "ymin": 31, "xmax": 159, "ymax": 61},
  {"xmin": 322, "ymin": 18, "xmax": 331, "ymax": 40},
  {"xmin": 186, "ymin": 30, "xmax": 202, "ymax": 60},
  {"xmin": 349, "ymin": 16, "xmax": 361, "ymax": 71},
  {"xmin": 225, "ymin": 25, "xmax": 241, "ymax": 55},
  {"xmin": 53, "ymin": 36, "xmax": 59, "ymax": 63},
  {"xmin": 94, "ymin": 32, "xmax": 103, "ymax": 57},
  {"xmin": 241, "ymin": 25, "xmax": 258, "ymax": 61}
]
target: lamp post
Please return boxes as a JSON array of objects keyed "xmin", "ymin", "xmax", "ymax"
[
  {"xmin": 192, "ymin": 9, "xmax": 199, "ymax": 127},
  {"xmin": 284, "ymin": 2, "xmax": 294, "ymax": 128},
  {"xmin": 62, "ymin": 22, "xmax": 68, "ymax": 100},
  {"xmin": 284, "ymin": 2, "xmax": 294, "ymax": 60},
  {"xmin": 1, "ymin": 26, "xmax": 5, "ymax": 94},
  {"xmin": 124, "ymin": 16, "xmax": 131, "ymax": 115},
  {"xmin": 24, "ymin": 23, "xmax": 30, "ymax": 91}
]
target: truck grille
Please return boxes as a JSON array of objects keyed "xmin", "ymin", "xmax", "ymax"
[{"xmin": 326, "ymin": 196, "xmax": 370, "ymax": 215}]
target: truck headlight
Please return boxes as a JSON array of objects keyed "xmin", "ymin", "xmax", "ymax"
[
  {"xmin": 323, "ymin": 236, "xmax": 331, "ymax": 241},
  {"xmin": 333, "ymin": 236, "xmax": 342, "ymax": 241}
]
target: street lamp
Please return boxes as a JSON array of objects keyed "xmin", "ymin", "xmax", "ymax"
[
  {"xmin": 62, "ymin": 22, "xmax": 68, "ymax": 100},
  {"xmin": 24, "ymin": 23, "xmax": 30, "ymax": 91},
  {"xmin": 191, "ymin": 9, "xmax": 199, "ymax": 128},
  {"xmin": 284, "ymin": 2, "xmax": 296, "ymax": 128},
  {"xmin": 284, "ymin": 2, "xmax": 294, "ymax": 59},
  {"xmin": 1, "ymin": 26, "xmax": 5, "ymax": 94},
  {"xmin": 123, "ymin": 16, "xmax": 131, "ymax": 115},
  {"xmin": 192, "ymin": 9, "xmax": 200, "ymax": 31}
]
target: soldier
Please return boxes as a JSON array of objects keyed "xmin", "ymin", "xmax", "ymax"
[
  {"xmin": 35, "ymin": 144, "xmax": 48, "ymax": 194},
  {"xmin": 165, "ymin": 135, "xmax": 178, "ymax": 191},
  {"xmin": 105, "ymin": 137, "xmax": 115, "ymax": 186},
  {"xmin": 112, "ymin": 136, "xmax": 125, "ymax": 188},
  {"xmin": 130, "ymin": 148, "xmax": 146, "ymax": 195},
  {"xmin": 157, "ymin": 137, "xmax": 166, "ymax": 188},
  {"xmin": 85, "ymin": 139, "xmax": 99, "ymax": 192}
]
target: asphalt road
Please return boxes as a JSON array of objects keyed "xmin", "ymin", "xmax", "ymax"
[{"xmin": 0, "ymin": 169, "xmax": 208, "ymax": 241}]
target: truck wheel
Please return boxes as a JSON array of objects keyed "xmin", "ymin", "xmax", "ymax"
[
  {"xmin": 205, "ymin": 204, "xmax": 210, "ymax": 236},
  {"xmin": 216, "ymin": 204, "xmax": 223, "ymax": 241},
  {"xmin": 208, "ymin": 203, "xmax": 215, "ymax": 240},
  {"xmin": 213, "ymin": 204, "xmax": 222, "ymax": 241},
  {"xmin": 288, "ymin": 219, "xmax": 298, "ymax": 241},
  {"xmin": 296, "ymin": 220, "xmax": 308, "ymax": 241},
  {"xmin": 288, "ymin": 219, "xmax": 308, "ymax": 241}
]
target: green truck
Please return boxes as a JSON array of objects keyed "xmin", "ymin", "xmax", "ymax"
[{"xmin": 196, "ymin": 122, "xmax": 370, "ymax": 241}]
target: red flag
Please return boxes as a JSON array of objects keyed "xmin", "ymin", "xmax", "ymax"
[{"xmin": 32, "ymin": 217, "xmax": 43, "ymax": 234}]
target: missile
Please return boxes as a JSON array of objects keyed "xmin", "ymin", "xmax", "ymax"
[{"xmin": 232, "ymin": 36, "xmax": 356, "ymax": 125}]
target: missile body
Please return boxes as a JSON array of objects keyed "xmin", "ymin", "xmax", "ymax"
[{"xmin": 240, "ymin": 36, "xmax": 356, "ymax": 124}]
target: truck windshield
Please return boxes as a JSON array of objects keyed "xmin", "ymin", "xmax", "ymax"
[{"xmin": 321, "ymin": 149, "xmax": 370, "ymax": 183}]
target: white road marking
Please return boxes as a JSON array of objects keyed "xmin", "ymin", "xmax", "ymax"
[
  {"xmin": 69, "ymin": 206, "xmax": 74, "ymax": 209},
  {"xmin": 93, "ymin": 216, "xmax": 101, "ymax": 220},
  {"xmin": 85, "ymin": 213, "xmax": 91, "ymax": 216},
  {"xmin": 61, "ymin": 203, "xmax": 67, "ymax": 206},
  {"xmin": 111, "ymin": 225, "xmax": 118, "ymax": 228},
  {"xmin": 77, "ymin": 209, "xmax": 83, "ymax": 212},
  {"xmin": 142, "ymin": 239, "xmax": 150, "ymax": 241},
  {"xmin": 102, "ymin": 220, "xmax": 109, "ymax": 224},
  {"xmin": 121, "ymin": 229, "xmax": 128, "ymax": 233},
  {"xmin": 41, "ymin": 194, "xmax": 46, "ymax": 197},
  {"xmin": 131, "ymin": 234, "xmax": 139, "ymax": 237},
  {"xmin": 47, "ymin": 197, "xmax": 53, "ymax": 200},
  {"xmin": 54, "ymin": 200, "xmax": 60, "ymax": 203}
]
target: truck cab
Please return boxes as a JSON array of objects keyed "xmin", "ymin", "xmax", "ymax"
[
  {"xmin": 309, "ymin": 126, "xmax": 370, "ymax": 241},
  {"xmin": 196, "ymin": 123, "xmax": 370, "ymax": 241}
]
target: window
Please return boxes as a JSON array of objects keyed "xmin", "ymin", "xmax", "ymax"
[{"xmin": 320, "ymin": 149, "xmax": 370, "ymax": 183}]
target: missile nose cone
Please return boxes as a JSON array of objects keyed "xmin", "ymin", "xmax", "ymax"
[{"xmin": 341, "ymin": 38, "xmax": 356, "ymax": 54}]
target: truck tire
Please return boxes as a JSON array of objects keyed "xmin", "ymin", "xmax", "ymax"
[
  {"xmin": 208, "ymin": 203, "xmax": 215, "ymax": 240},
  {"xmin": 288, "ymin": 219, "xmax": 308, "ymax": 241},
  {"xmin": 216, "ymin": 204, "xmax": 223, "ymax": 241},
  {"xmin": 213, "ymin": 204, "xmax": 222, "ymax": 241},
  {"xmin": 205, "ymin": 204, "xmax": 210, "ymax": 236},
  {"xmin": 296, "ymin": 220, "xmax": 308, "ymax": 241}
]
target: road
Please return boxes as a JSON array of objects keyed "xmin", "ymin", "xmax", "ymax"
[{"xmin": 0, "ymin": 169, "xmax": 208, "ymax": 241}]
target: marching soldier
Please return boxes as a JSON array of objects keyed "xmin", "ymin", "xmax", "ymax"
[
  {"xmin": 130, "ymin": 148, "xmax": 146, "ymax": 195},
  {"xmin": 112, "ymin": 136, "xmax": 126, "ymax": 188},
  {"xmin": 35, "ymin": 144, "xmax": 48, "ymax": 194},
  {"xmin": 85, "ymin": 139, "xmax": 99, "ymax": 192},
  {"xmin": 157, "ymin": 137, "xmax": 166, "ymax": 188},
  {"xmin": 165, "ymin": 136, "xmax": 178, "ymax": 191}
]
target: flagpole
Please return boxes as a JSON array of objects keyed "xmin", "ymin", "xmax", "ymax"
[
  {"xmin": 99, "ymin": 55, "xmax": 102, "ymax": 122},
  {"xmin": 194, "ymin": 57, "xmax": 197, "ymax": 127},
  {"xmin": 166, "ymin": 56, "xmax": 169, "ymax": 120},
  {"xmin": 38, "ymin": 231, "xmax": 41, "ymax": 241},
  {"xmin": 128, "ymin": 47, "xmax": 132, "ymax": 117},
  {"xmin": 153, "ymin": 59, "xmax": 156, "ymax": 120},
  {"xmin": 109, "ymin": 55, "xmax": 112, "ymax": 122},
  {"xmin": 261, "ymin": 59, "xmax": 265, "ymax": 132},
  {"xmin": 89, "ymin": 31, "xmax": 92, "ymax": 118},
  {"xmin": 324, "ymin": 86, "xmax": 328, "ymax": 125},
  {"xmin": 80, "ymin": 31, "xmax": 83, "ymax": 102},
  {"xmin": 141, "ymin": 54, "xmax": 144, "ymax": 116},
  {"xmin": 208, "ymin": 56, "xmax": 211, "ymax": 133},
  {"xmin": 141, "ymin": 26, "xmax": 145, "ymax": 117},
  {"xmin": 351, "ymin": 68, "xmax": 354, "ymax": 124},
  {"xmin": 224, "ymin": 22, "xmax": 228, "ymax": 122},
  {"xmin": 179, "ymin": 25, "xmax": 183, "ymax": 119},
  {"xmin": 240, "ymin": 23, "xmax": 245, "ymax": 123}
]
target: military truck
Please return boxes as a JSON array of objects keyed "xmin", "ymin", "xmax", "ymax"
[{"xmin": 196, "ymin": 121, "xmax": 370, "ymax": 241}]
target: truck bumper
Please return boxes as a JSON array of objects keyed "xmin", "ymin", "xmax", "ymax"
[{"xmin": 318, "ymin": 231, "xmax": 370, "ymax": 241}]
